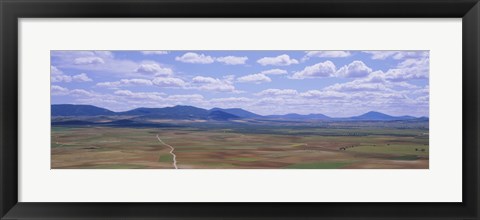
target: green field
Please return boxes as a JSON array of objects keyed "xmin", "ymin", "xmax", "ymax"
[{"xmin": 51, "ymin": 121, "xmax": 429, "ymax": 169}]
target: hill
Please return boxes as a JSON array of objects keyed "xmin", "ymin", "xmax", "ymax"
[
  {"xmin": 210, "ymin": 107, "xmax": 262, "ymax": 118},
  {"xmin": 51, "ymin": 104, "xmax": 425, "ymax": 122},
  {"xmin": 347, "ymin": 111, "xmax": 416, "ymax": 121},
  {"xmin": 51, "ymin": 104, "xmax": 115, "ymax": 116},
  {"xmin": 122, "ymin": 105, "xmax": 210, "ymax": 119}
]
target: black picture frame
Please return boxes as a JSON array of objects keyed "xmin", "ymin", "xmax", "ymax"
[{"xmin": 1, "ymin": 0, "xmax": 479, "ymax": 219}]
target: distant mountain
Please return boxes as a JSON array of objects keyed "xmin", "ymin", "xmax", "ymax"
[
  {"xmin": 51, "ymin": 104, "xmax": 424, "ymax": 122},
  {"xmin": 119, "ymin": 107, "xmax": 164, "ymax": 116},
  {"xmin": 207, "ymin": 110, "xmax": 240, "ymax": 121},
  {"xmin": 210, "ymin": 107, "xmax": 262, "ymax": 118},
  {"xmin": 266, "ymin": 113, "xmax": 331, "ymax": 120},
  {"xmin": 51, "ymin": 104, "xmax": 115, "ymax": 116},
  {"xmin": 347, "ymin": 111, "xmax": 417, "ymax": 121},
  {"xmin": 127, "ymin": 105, "xmax": 210, "ymax": 119}
]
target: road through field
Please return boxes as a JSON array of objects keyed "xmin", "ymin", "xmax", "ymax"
[{"xmin": 156, "ymin": 134, "xmax": 178, "ymax": 169}]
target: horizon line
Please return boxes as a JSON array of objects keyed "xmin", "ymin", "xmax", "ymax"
[{"xmin": 51, "ymin": 103, "xmax": 429, "ymax": 118}]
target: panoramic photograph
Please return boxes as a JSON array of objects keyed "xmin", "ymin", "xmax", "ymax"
[{"xmin": 51, "ymin": 50, "xmax": 429, "ymax": 169}]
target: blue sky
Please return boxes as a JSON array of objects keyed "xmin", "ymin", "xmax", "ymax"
[{"xmin": 51, "ymin": 50, "xmax": 429, "ymax": 117}]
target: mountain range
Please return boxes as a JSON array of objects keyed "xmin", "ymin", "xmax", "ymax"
[{"xmin": 51, "ymin": 104, "xmax": 427, "ymax": 121}]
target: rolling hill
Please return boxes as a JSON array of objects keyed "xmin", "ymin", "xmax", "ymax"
[
  {"xmin": 210, "ymin": 107, "xmax": 262, "ymax": 118},
  {"xmin": 51, "ymin": 104, "xmax": 115, "ymax": 116},
  {"xmin": 346, "ymin": 111, "xmax": 416, "ymax": 121},
  {"xmin": 51, "ymin": 104, "xmax": 426, "ymax": 121}
]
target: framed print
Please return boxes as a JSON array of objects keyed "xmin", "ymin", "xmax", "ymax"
[{"xmin": 1, "ymin": 0, "xmax": 479, "ymax": 219}]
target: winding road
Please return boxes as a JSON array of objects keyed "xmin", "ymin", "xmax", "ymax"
[{"xmin": 156, "ymin": 134, "xmax": 178, "ymax": 169}]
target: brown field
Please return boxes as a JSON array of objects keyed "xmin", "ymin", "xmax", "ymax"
[{"xmin": 51, "ymin": 124, "xmax": 429, "ymax": 169}]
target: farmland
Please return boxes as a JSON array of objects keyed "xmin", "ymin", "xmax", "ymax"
[{"xmin": 51, "ymin": 120, "xmax": 429, "ymax": 169}]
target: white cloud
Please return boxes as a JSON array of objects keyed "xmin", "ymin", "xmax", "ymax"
[
  {"xmin": 167, "ymin": 94, "xmax": 204, "ymax": 102},
  {"xmin": 51, "ymin": 85, "xmax": 69, "ymax": 95},
  {"xmin": 256, "ymin": 89, "xmax": 298, "ymax": 96},
  {"xmin": 216, "ymin": 56, "xmax": 248, "ymax": 65},
  {"xmin": 73, "ymin": 56, "xmax": 105, "ymax": 65},
  {"xmin": 237, "ymin": 74, "xmax": 271, "ymax": 84},
  {"xmin": 209, "ymin": 97, "xmax": 252, "ymax": 105},
  {"xmin": 257, "ymin": 54, "xmax": 299, "ymax": 66},
  {"xmin": 191, "ymin": 76, "xmax": 236, "ymax": 92},
  {"xmin": 291, "ymin": 61, "xmax": 336, "ymax": 79},
  {"xmin": 97, "ymin": 78, "xmax": 153, "ymax": 88},
  {"xmin": 51, "ymin": 66, "xmax": 92, "ymax": 83},
  {"xmin": 152, "ymin": 77, "xmax": 186, "ymax": 88},
  {"xmin": 114, "ymin": 90, "xmax": 165, "ymax": 101},
  {"xmin": 135, "ymin": 63, "xmax": 173, "ymax": 76},
  {"xmin": 303, "ymin": 51, "xmax": 351, "ymax": 61},
  {"xmin": 72, "ymin": 73, "xmax": 93, "ymax": 82},
  {"xmin": 52, "ymin": 51, "xmax": 142, "ymax": 76},
  {"xmin": 175, "ymin": 52, "xmax": 215, "ymax": 64},
  {"xmin": 51, "ymin": 74, "xmax": 72, "ymax": 83},
  {"xmin": 325, "ymin": 81, "xmax": 390, "ymax": 92},
  {"xmin": 93, "ymin": 51, "xmax": 114, "ymax": 58},
  {"xmin": 51, "ymin": 66, "xmax": 63, "ymax": 75},
  {"xmin": 300, "ymin": 90, "xmax": 347, "ymax": 99},
  {"xmin": 141, "ymin": 51, "xmax": 169, "ymax": 55},
  {"xmin": 69, "ymin": 89, "xmax": 94, "ymax": 97},
  {"xmin": 336, "ymin": 60, "xmax": 372, "ymax": 78},
  {"xmin": 175, "ymin": 53, "xmax": 248, "ymax": 65},
  {"xmin": 51, "ymin": 65, "xmax": 72, "ymax": 82},
  {"xmin": 192, "ymin": 76, "xmax": 218, "ymax": 84},
  {"xmin": 384, "ymin": 57, "xmax": 429, "ymax": 81},
  {"xmin": 121, "ymin": 78, "xmax": 153, "ymax": 86},
  {"xmin": 51, "ymin": 86, "xmax": 95, "ymax": 97},
  {"xmin": 364, "ymin": 51, "xmax": 428, "ymax": 60},
  {"xmin": 258, "ymin": 69, "xmax": 288, "ymax": 75}
]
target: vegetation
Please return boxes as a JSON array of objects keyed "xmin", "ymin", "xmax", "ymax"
[{"xmin": 51, "ymin": 119, "xmax": 429, "ymax": 169}]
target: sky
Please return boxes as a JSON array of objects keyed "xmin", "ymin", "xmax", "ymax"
[{"xmin": 51, "ymin": 50, "xmax": 429, "ymax": 117}]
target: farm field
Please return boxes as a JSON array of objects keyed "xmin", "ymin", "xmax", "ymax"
[{"xmin": 51, "ymin": 122, "xmax": 429, "ymax": 169}]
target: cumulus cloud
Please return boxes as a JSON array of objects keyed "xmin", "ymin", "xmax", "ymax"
[
  {"xmin": 257, "ymin": 54, "xmax": 299, "ymax": 66},
  {"xmin": 209, "ymin": 97, "xmax": 253, "ymax": 105},
  {"xmin": 134, "ymin": 63, "xmax": 173, "ymax": 76},
  {"xmin": 62, "ymin": 51, "xmax": 113, "ymax": 66},
  {"xmin": 51, "ymin": 66, "xmax": 72, "ymax": 82},
  {"xmin": 51, "ymin": 66, "xmax": 92, "ymax": 83},
  {"xmin": 256, "ymin": 89, "xmax": 298, "ymax": 96},
  {"xmin": 384, "ymin": 56, "xmax": 429, "ymax": 81},
  {"xmin": 191, "ymin": 76, "xmax": 236, "ymax": 92},
  {"xmin": 175, "ymin": 53, "xmax": 248, "ymax": 65},
  {"xmin": 51, "ymin": 85, "xmax": 69, "ymax": 95},
  {"xmin": 300, "ymin": 90, "xmax": 347, "ymax": 99},
  {"xmin": 73, "ymin": 56, "xmax": 105, "ymax": 65},
  {"xmin": 72, "ymin": 73, "xmax": 93, "ymax": 82},
  {"xmin": 97, "ymin": 78, "xmax": 153, "ymax": 88},
  {"xmin": 51, "ymin": 66, "xmax": 63, "ymax": 75},
  {"xmin": 303, "ymin": 51, "xmax": 351, "ymax": 61},
  {"xmin": 141, "ymin": 51, "xmax": 169, "ymax": 55},
  {"xmin": 237, "ymin": 74, "xmax": 271, "ymax": 83},
  {"xmin": 167, "ymin": 94, "xmax": 204, "ymax": 102},
  {"xmin": 51, "ymin": 85, "xmax": 95, "ymax": 98},
  {"xmin": 175, "ymin": 52, "xmax": 215, "ymax": 64},
  {"xmin": 51, "ymin": 74, "xmax": 72, "ymax": 83},
  {"xmin": 364, "ymin": 51, "xmax": 428, "ymax": 60},
  {"xmin": 336, "ymin": 60, "xmax": 372, "ymax": 78},
  {"xmin": 291, "ymin": 61, "xmax": 336, "ymax": 79},
  {"xmin": 258, "ymin": 69, "xmax": 288, "ymax": 75},
  {"xmin": 325, "ymin": 81, "xmax": 390, "ymax": 92},
  {"xmin": 152, "ymin": 77, "xmax": 186, "ymax": 88},
  {"xmin": 114, "ymin": 90, "xmax": 165, "ymax": 100},
  {"xmin": 69, "ymin": 89, "xmax": 95, "ymax": 97},
  {"xmin": 216, "ymin": 56, "xmax": 248, "ymax": 65}
]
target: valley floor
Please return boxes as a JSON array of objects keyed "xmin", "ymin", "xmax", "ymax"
[{"xmin": 51, "ymin": 124, "xmax": 429, "ymax": 169}]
